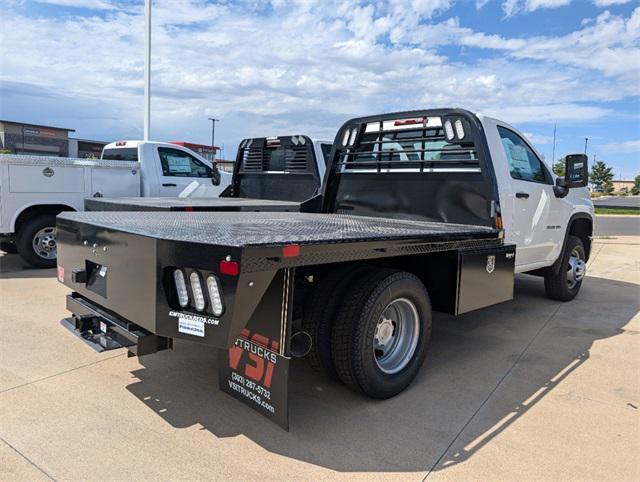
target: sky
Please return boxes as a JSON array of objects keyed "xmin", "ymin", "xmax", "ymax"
[{"xmin": 0, "ymin": 0, "xmax": 639, "ymax": 178}]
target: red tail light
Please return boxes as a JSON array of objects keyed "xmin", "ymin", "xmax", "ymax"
[
  {"xmin": 394, "ymin": 117, "xmax": 427, "ymax": 126},
  {"xmin": 282, "ymin": 244, "xmax": 300, "ymax": 258},
  {"xmin": 219, "ymin": 260, "xmax": 239, "ymax": 276}
]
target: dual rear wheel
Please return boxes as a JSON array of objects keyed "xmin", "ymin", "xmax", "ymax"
[{"xmin": 303, "ymin": 266, "xmax": 432, "ymax": 399}]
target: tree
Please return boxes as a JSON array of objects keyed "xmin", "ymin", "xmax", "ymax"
[
  {"xmin": 604, "ymin": 181, "xmax": 614, "ymax": 194},
  {"xmin": 631, "ymin": 174, "xmax": 640, "ymax": 196},
  {"xmin": 553, "ymin": 159, "xmax": 565, "ymax": 177},
  {"xmin": 589, "ymin": 160, "xmax": 614, "ymax": 191}
]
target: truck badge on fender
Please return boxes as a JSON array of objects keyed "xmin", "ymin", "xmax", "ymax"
[{"xmin": 486, "ymin": 255, "xmax": 496, "ymax": 274}]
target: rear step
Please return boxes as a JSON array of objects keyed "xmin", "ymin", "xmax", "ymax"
[{"xmin": 61, "ymin": 294, "xmax": 172, "ymax": 356}]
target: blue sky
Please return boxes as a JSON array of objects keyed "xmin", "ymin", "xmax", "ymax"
[{"xmin": 0, "ymin": 0, "xmax": 638, "ymax": 178}]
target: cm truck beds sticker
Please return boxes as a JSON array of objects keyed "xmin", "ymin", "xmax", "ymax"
[
  {"xmin": 218, "ymin": 329, "xmax": 290, "ymax": 430},
  {"xmin": 170, "ymin": 311, "xmax": 220, "ymax": 337},
  {"xmin": 178, "ymin": 317, "xmax": 205, "ymax": 337}
]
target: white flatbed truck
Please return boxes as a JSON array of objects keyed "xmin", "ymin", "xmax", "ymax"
[{"xmin": 57, "ymin": 109, "xmax": 593, "ymax": 429}]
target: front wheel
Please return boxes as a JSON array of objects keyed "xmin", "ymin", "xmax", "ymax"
[
  {"xmin": 16, "ymin": 215, "xmax": 58, "ymax": 268},
  {"xmin": 544, "ymin": 235, "xmax": 586, "ymax": 301},
  {"xmin": 331, "ymin": 270, "xmax": 432, "ymax": 399}
]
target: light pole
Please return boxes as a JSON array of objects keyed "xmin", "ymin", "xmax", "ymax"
[
  {"xmin": 208, "ymin": 118, "xmax": 219, "ymax": 161},
  {"xmin": 144, "ymin": 0, "xmax": 151, "ymax": 140},
  {"xmin": 584, "ymin": 137, "xmax": 589, "ymax": 155}
]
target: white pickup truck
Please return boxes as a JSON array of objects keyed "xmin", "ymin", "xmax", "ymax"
[
  {"xmin": 85, "ymin": 135, "xmax": 333, "ymax": 212},
  {"xmin": 0, "ymin": 141, "xmax": 230, "ymax": 267}
]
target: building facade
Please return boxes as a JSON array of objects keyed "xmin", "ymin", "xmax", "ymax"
[
  {"xmin": 612, "ymin": 180, "xmax": 636, "ymax": 192},
  {"xmin": 170, "ymin": 141, "xmax": 234, "ymax": 171},
  {"xmin": 0, "ymin": 120, "xmax": 75, "ymax": 157},
  {"xmin": 170, "ymin": 141, "xmax": 219, "ymax": 162}
]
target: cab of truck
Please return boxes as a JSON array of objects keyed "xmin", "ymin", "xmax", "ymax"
[
  {"xmin": 322, "ymin": 109, "xmax": 593, "ymax": 299},
  {"xmin": 101, "ymin": 140, "xmax": 231, "ymax": 197}
]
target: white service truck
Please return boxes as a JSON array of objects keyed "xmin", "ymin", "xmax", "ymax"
[{"xmin": 0, "ymin": 141, "xmax": 230, "ymax": 267}]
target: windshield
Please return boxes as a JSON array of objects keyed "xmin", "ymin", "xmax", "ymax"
[{"xmin": 102, "ymin": 147, "xmax": 138, "ymax": 161}]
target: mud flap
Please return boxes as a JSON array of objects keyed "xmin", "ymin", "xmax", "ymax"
[{"xmin": 218, "ymin": 269, "xmax": 294, "ymax": 430}]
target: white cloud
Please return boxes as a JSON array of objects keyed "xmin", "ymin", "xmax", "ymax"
[
  {"xmin": 601, "ymin": 140, "xmax": 640, "ymax": 153},
  {"xmin": 502, "ymin": 0, "xmax": 521, "ymax": 16},
  {"xmin": 525, "ymin": 0, "xmax": 572, "ymax": 13},
  {"xmin": 458, "ymin": 8, "xmax": 640, "ymax": 80},
  {"xmin": 593, "ymin": 0, "xmax": 631, "ymax": 7},
  {"xmin": 33, "ymin": 0, "xmax": 116, "ymax": 9},
  {"xmin": 502, "ymin": 0, "xmax": 572, "ymax": 16},
  {"xmin": 0, "ymin": 0, "xmax": 638, "ymax": 155},
  {"xmin": 524, "ymin": 132, "xmax": 554, "ymax": 144}
]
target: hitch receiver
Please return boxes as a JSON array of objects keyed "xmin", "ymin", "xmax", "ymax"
[{"xmin": 61, "ymin": 294, "xmax": 172, "ymax": 356}]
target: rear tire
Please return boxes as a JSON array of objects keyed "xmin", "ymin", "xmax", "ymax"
[
  {"xmin": 331, "ymin": 270, "xmax": 432, "ymax": 399},
  {"xmin": 544, "ymin": 235, "xmax": 586, "ymax": 301},
  {"xmin": 16, "ymin": 215, "xmax": 58, "ymax": 269},
  {"xmin": 301, "ymin": 264, "xmax": 373, "ymax": 380}
]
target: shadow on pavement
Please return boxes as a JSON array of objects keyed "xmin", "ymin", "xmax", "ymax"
[
  {"xmin": 0, "ymin": 252, "xmax": 56, "ymax": 279},
  {"xmin": 120, "ymin": 274, "xmax": 636, "ymax": 473}
]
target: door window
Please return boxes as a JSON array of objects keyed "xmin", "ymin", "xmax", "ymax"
[
  {"xmin": 158, "ymin": 147, "xmax": 212, "ymax": 178},
  {"xmin": 498, "ymin": 127, "xmax": 550, "ymax": 183},
  {"xmin": 321, "ymin": 143, "xmax": 332, "ymax": 165}
]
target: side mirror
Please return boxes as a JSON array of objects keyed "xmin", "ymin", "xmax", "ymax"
[
  {"xmin": 211, "ymin": 165, "xmax": 221, "ymax": 186},
  {"xmin": 553, "ymin": 177, "xmax": 568, "ymax": 198},
  {"xmin": 564, "ymin": 154, "xmax": 588, "ymax": 188}
]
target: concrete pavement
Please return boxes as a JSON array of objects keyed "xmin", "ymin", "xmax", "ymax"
[{"xmin": 0, "ymin": 239, "xmax": 638, "ymax": 481}]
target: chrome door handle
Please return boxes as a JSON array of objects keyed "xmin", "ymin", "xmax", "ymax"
[{"xmin": 162, "ymin": 183, "xmax": 177, "ymax": 187}]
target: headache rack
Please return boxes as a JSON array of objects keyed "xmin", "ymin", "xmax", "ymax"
[
  {"xmin": 336, "ymin": 117, "xmax": 481, "ymax": 174},
  {"xmin": 240, "ymin": 137, "xmax": 312, "ymax": 173}
]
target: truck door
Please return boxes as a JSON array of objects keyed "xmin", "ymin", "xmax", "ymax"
[
  {"xmin": 155, "ymin": 146, "xmax": 215, "ymax": 197},
  {"xmin": 496, "ymin": 125, "xmax": 559, "ymax": 269}
]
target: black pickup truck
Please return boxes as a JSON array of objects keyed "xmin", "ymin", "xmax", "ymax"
[
  {"xmin": 56, "ymin": 108, "xmax": 590, "ymax": 429},
  {"xmin": 85, "ymin": 135, "xmax": 331, "ymax": 213}
]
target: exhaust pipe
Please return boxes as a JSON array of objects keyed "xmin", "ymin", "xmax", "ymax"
[{"xmin": 289, "ymin": 330, "xmax": 312, "ymax": 358}]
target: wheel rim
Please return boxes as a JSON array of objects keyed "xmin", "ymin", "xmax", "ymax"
[
  {"xmin": 567, "ymin": 248, "xmax": 586, "ymax": 290},
  {"xmin": 32, "ymin": 227, "xmax": 57, "ymax": 260},
  {"xmin": 373, "ymin": 298, "xmax": 420, "ymax": 374}
]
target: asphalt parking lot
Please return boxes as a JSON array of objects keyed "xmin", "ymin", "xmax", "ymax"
[
  {"xmin": 1, "ymin": 238, "xmax": 638, "ymax": 481},
  {"xmin": 594, "ymin": 215, "xmax": 640, "ymax": 237},
  {"xmin": 593, "ymin": 196, "xmax": 640, "ymax": 209}
]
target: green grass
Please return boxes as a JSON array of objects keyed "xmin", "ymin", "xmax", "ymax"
[{"xmin": 595, "ymin": 207, "xmax": 640, "ymax": 215}]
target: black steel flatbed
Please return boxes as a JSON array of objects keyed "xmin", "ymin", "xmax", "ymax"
[
  {"xmin": 84, "ymin": 197, "xmax": 300, "ymax": 212},
  {"xmin": 58, "ymin": 211, "xmax": 499, "ymax": 247},
  {"xmin": 58, "ymin": 211, "xmax": 502, "ymax": 273}
]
